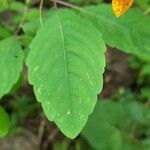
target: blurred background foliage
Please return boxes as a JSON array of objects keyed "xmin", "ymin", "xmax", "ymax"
[{"xmin": 0, "ymin": 0, "xmax": 150, "ymax": 150}]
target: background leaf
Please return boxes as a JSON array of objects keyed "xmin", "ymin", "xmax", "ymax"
[
  {"xmin": 0, "ymin": 37, "xmax": 23, "ymax": 98},
  {"xmin": 82, "ymin": 100, "xmax": 150, "ymax": 150},
  {"xmin": 134, "ymin": 0, "xmax": 150, "ymax": 10},
  {"xmin": 26, "ymin": 9, "xmax": 106, "ymax": 138},
  {"xmin": 0, "ymin": 0, "xmax": 9, "ymax": 12},
  {"xmin": 0, "ymin": 106, "xmax": 9, "ymax": 137},
  {"xmin": 80, "ymin": 4, "xmax": 150, "ymax": 61}
]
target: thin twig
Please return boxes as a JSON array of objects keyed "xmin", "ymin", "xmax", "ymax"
[
  {"xmin": 35, "ymin": 118, "xmax": 46, "ymax": 149},
  {"xmin": 53, "ymin": 0, "xmax": 58, "ymax": 9},
  {"xmin": 43, "ymin": 127, "xmax": 59, "ymax": 149},
  {"xmin": 47, "ymin": 128, "xmax": 59, "ymax": 142},
  {"xmin": 50, "ymin": 0, "xmax": 97, "ymax": 18},
  {"xmin": 50, "ymin": 0, "xmax": 81, "ymax": 10}
]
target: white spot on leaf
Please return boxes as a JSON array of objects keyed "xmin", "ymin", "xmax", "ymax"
[
  {"xmin": 33, "ymin": 66, "xmax": 40, "ymax": 74},
  {"xmin": 37, "ymin": 88, "xmax": 41, "ymax": 95},
  {"xmin": 79, "ymin": 97, "xmax": 82, "ymax": 103},
  {"xmin": 67, "ymin": 111, "xmax": 71, "ymax": 115}
]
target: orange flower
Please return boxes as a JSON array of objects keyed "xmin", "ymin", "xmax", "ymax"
[{"xmin": 112, "ymin": 0, "xmax": 133, "ymax": 17}]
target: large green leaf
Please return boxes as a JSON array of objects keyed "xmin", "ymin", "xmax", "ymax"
[
  {"xmin": 0, "ymin": 106, "xmax": 9, "ymax": 137},
  {"xmin": 80, "ymin": 4, "xmax": 150, "ymax": 61},
  {"xmin": 26, "ymin": 9, "xmax": 106, "ymax": 138},
  {"xmin": 0, "ymin": 37, "xmax": 23, "ymax": 98}
]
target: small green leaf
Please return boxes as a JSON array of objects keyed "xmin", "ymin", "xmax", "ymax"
[
  {"xmin": 22, "ymin": 9, "xmax": 54, "ymax": 36},
  {"xmin": 0, "ymin": 106, "xmax": 9, "ymax": 137},
  {"xmin": 0, "ymin": 0, "xmax": 9, "ymax": 12},
  {"xmin": 0, "ymin": 24, "xmax": 12, "ymax": 40},
  {"xmin": 0, "ymin": 37, "xmax": 23, "ymax": 98},
  {"xmin": 27, "ymin": 9, "xmax": 106, "ymax": 138},
  {"xmin": 10, "ymin": 1, "xmax": 25, "ymax": 11}
]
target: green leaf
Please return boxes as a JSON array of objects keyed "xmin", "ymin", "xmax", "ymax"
[
  {"xmin": 0, "ymin": 106, "xmax": 9, "ymax": 137},
  {"xmin": 82, "ymin": 101, "xmax": 123, "ymax": 150},
  {"xmin": 26, "ymin": 9, "xmax": 106, "ymax": 138},
  {"xmin": 82, "ymin": 100, "xmax": 150, "ymax": 150},
  {"xmin": 142, "ymin": 63, "xmax": 150, "ymax": 75},
  {"xmin": 22, "ymin": 9, "xmax": 54, "ymax": 36},
  {"xmin": 0, "ymin": 37, "xmax": 23, "ymax": 98},
  {"xmin": 81, "ymin": 4, "xmax": 150, "ymax": 61},
  {"xmin": 0, "ymin": 24, "xmax": 12, "ymax": 40},
  {"xmin": 10, "ymin": 1, "xmax": 26, "ymax": 11},
  {"xmin": 135, "ymin": 0, "xmax": 150, "ymax": 9},
  {"xmin": 140, "ymin": 87, "xmax": 150, "ymax": 99},
  {"xmin": 0, "ymin": 0, "xmax": 9, "ymax": 12}
]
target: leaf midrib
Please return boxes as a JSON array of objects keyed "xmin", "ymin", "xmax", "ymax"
[{"xmin": 55, "ymin": 12, "xmax": 71, "ymax": 113}]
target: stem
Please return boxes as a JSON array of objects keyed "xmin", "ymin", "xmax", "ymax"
[
  {"xmin": 51, "ymin": 0, "xmax": 101, "ymax": 22},
  {"xmin": 16, "ymin": 4, "xmax": 28, "ymax": 34},
  {"xmin": 50, "ymin": 0, "xmax": 81, "ymax": 10},
  {"xmin": 53, "ymin": 0, "xmax": 58, "ymax": 9},
  {"xmin": 39, "ymin": 0, "xmax": 44, "ymax": 26}
]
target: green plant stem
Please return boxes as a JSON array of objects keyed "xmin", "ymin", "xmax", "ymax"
[
  {"xmin": 16, "ymin": 4, "xmax": 28, "ymax": 34},
  {"xmin": 39, "ymin": 0, "xmax": 44, "ymax": 26}
]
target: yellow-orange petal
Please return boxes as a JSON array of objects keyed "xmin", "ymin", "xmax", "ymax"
[{"xmin": 112, "ymin": 0, "xmax": 133, "ymax": 17}]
